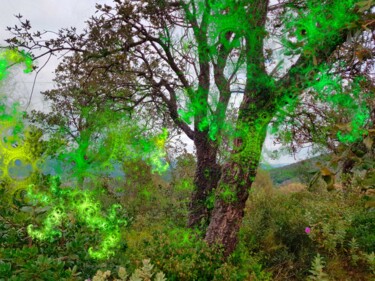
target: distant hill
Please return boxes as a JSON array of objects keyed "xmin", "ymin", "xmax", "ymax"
[
  {"xmin": 38, "ymin": 154, "xmax": 330, "ymax": 187},
  {"xmin": 259, "ymin": 162, "xmax": 290, "ymax": 170},
  {"xmin": 267, "ymin": 154, "xmax": 331, "ymax": 186},
  {"xmin": 161, "ymin": 157, "xmax": 328, "ymax": 185}
]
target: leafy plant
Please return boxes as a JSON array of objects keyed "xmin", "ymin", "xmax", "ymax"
[
  {"xmin": 363, "ymin": 252, "xmax": 375, "ymax": 275},
  {"xmin": 90, "ymin": 259, "xmax": 166, "ymax": 281},
  {"xmin": 307, "ymin": 254, "xmax": 330, "ymax": 281}
]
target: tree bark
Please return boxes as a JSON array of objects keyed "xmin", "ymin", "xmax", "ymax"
[
  {"xmin": 204, "ymin": 160, "xmax": 256, "ymax": 256},
  {"xmin": 188, "ymin": 131, "xmax": 221, "ymax": 231},
  {"xmin": 204, "ymin": 126, "xmax": 266, "ymax": 256},
  {"xmin": 204, "ymin": 96, "xmax": 271, "ymax": 256}
]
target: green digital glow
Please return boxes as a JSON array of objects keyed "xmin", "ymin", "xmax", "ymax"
[
  {"xmin": 0, "ymin": 50, "xmax": 37, "ymax": 195},
  {"xmin": 26, "ymin": 177, "xmax": 128, "ymax": 259},
  {"xmin": 282, "ymin": 0, "xmax": 358, "ymax": 57},
  {"xmin": 176, "ymin": 0, "xmax": 368, "ymax": 206},
  {"xmin": 22, "ymin": 120, "xmax": 169, "ymax": 259},
  {"xmin": 0, "ymin": 0, "xmax": 370, "ymax": 263},
  {"xmin": 0, "ymin": 48, "xmax": 169, "ymax": 259},
  {"xmin": 274, "ymin": 0, "xmax": 369, "ymax": 145}
]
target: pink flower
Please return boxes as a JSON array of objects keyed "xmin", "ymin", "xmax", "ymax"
[{"xmin": 305, "ymin": 227, "xmax": 311, "ymax": 234}]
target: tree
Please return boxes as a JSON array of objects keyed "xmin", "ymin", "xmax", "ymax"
[
  {"xmin": 271, "ymin": 12, "xmax": 374, "ymax": 190},
  {"xmin": 29, "ymin": 49, "xmax": 174, "ymax": 187},
  {"xmin": 4, "ymin": 0, "xmax": 373, "ymax": 255}
]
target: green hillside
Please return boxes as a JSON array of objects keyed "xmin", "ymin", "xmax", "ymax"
[{"xmin": 268, "ymin": 154, "xmax": 331, "ymax": 186}]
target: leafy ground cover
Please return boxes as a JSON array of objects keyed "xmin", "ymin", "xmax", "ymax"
[{"xmin": 1, "ymin": 161, "xmax": 374, "ymax": 281}]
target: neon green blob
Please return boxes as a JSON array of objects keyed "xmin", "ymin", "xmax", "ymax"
[
  {"xmin": 0, "ymin": 48, "xmax": 171, "ymax": 260},
  {"xmin": 20, "ymin": 107, "xmax": 169, "ymax": 259},
  {"xmin": 0, "ymin": 48, "xmax": 33, "ymax": 79},
  {"xmin": 0, "ymin": 60, "xmax": 32, "ymax": 188},
  {"xmin": 282, "ymin": 0, "xmax": 358, "ymax": 57},
  {"xmin": 26, "ymin": 177, "xmax": 128, "ymax": 259},
  {"xmin": 0, "ymin": 102, "xmax": 39, "ymax": 194}
]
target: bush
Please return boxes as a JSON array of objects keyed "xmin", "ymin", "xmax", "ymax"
[
  {"xmin": 123, "ymin": 226, "xmax": 225, "ymax": 281},
  {"xmin": 2, "ymin": 156, "xmax": 375, "ymax": 280},
  {"xmin": 242, "ymin": 188, "xmax": 316, "ymax": 279},
  {"xmin": 241, "ymin": 185, "xmax": 375, "ymax": 280},
  {"xmin": 348, "ymin": 208, "xmax": 375, "ymax": 252},
  {"xmin": 90, "ymin": 259, "xmax": 166, "ymax": 281}
]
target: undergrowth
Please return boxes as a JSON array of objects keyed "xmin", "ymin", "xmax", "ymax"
[{"xmin": 1, "ymin": 167, "xmax": 374, "ymax": 280}]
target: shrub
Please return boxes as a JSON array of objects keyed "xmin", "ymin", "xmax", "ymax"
[
  {"xmin": 307, "ymin": 254, "xmax": 329, "ymax": 281},
  {"xmin": 242, "ymin": 187, "xmax": 316, "ymax": 278},
  {"xmin": 123, "ymin": 226, "xmax": 225, "ymax": 281},
  {"xmin": 347, "ymin": 208, "xmax": 375, "ymax": 252},
  {"xmin": 90, "ymin": 259, "xmax": 166, "ymax": 281}
]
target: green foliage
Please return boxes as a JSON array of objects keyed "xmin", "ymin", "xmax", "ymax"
[
  {"xmin": 307, "ymin": 254, "xmax": 330, "ymax": 281},
  {"xmin": 214, "ymin": 242, "xmax": 272, "ymax": 281},
  {"xmin": 325, "ymin": 192, "xmax": 374, "ymax": 251},
  {"xmin": 0, "ymin": 48, "xmax": 33, "ymax": 80},
  {"xmin": 242, "ymin": 188, "xmax": 316, "ymax": 279},
  {"xmin": 304, "ymin": 194, "xmax": 355, "ymax": 253},
  {"xmin": 0, "ymin": 246, "xmax": 82, "ymax": 281},
  {"xmin": 363, "ymin": 252, "xmax": 375, "ymax": 275},
  {"xmin": 240, "ymin": 183, "xmax": 375, "ymax": 280},
  {"xmin": 0, "ymin": 2, "xmax": 373, "ymax": 277},
  {"xmin": 23, "ymin": 176, "xmax": 129, "ymax": 260},
  {"xmin": 91, "ymin": 259, "xmax": 166, "ymax": 281},
  {"xmin": 2, "ymin": 162, "xmax": 375, "ymax": 280},
  {"xmin": 349, "ymin": 238, "xmax": 361, "ymax": 265},
  {"xmin": 0, "ymin": 197, "xmax": 113, "ymax": 280},
  {"xmin": 123, "ymin": 225, "xmax": 225, "ymax": 281},
  {"xmin": 282, "ymin": 0, "xmax": 358, "ymax": 57}
]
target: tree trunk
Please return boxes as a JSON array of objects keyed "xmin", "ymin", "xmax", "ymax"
[
  {"xmin": 205, "ymin": 116, "xmax": 270, "ymax": 256},
  {"xmin": 191, "ymin": 0, "xmax": 271, "ymax": 251},
  {"xmin": 204, "ymin": 160, "xmax": 257, "ymax": 256},
  {"xmin": 188, "ymin": 132, "xmax": 221, "ymax": 231}
]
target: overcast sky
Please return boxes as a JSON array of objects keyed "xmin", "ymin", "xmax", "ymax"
[
  {"xmin": 0, "ymin": 0, "xmax": 312, "ymax": 165},
  {"xmin": 0, "ymin": 0, "xmax": 113, "ymax": 111}
]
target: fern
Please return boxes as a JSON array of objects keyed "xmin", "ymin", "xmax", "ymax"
[
  {"xmin": 363, "ymin": 252, "xmax": 375, "ymax": 275},
  {"xmin": 90, "ymin": 259, "xmax": 166, "ymax": 281},
  {"xmin": 349, "ymin": 238, "xmax": 360, "ymax": 265},
  {"xmin": 154, "ymin": 272, "xmax": 167, "ymax": 281},
  {"xmin": 307, "ymin": 254, "xmax": 330, "ymax": 281},
  {"xmin": 118, "ymin": 266, "xmax": 129, "ymax": 280},
  {"xmin": 92, "ymin": 270, "xmax": 111, "ymax": 281}
]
